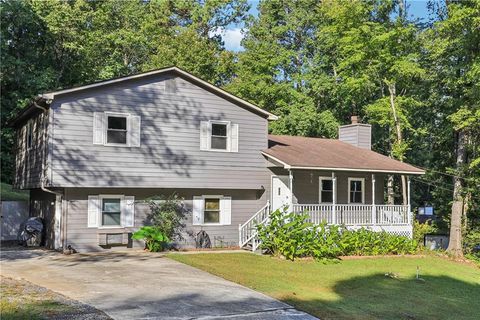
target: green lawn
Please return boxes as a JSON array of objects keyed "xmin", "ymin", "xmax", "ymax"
[
  {"xmin": 0, "ymin": 183, "xmax": 29, "ymax": 201},
  {"xmin": 169, "ymin": 253, "xmax": 480, "ymax": 320}
]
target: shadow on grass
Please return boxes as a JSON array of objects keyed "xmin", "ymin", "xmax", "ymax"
[{"xmin": 283, "ymin": 273, "xmax": 480, "ymax": 320}]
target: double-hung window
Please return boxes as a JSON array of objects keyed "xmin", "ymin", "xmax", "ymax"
[
  {"xmin": 106, "ymin": 115, "xmax": 128, "ymax": 145},
  {"xmin": 199, "ymin": 120, "xmax": 238, "ymax": 152},
  {"xmin": 319, "ymin": 177, "xmax": 333, "ymax": 203},
  {"xmin": 203, "ymin": 198, "xmax": 221, "ymax": 224},
  {"xmin": 101, "ymin": 197, "xmax": 122, "ymax": 227},
  {"xmin": 192, "ymin": 196, "xmax": 231, "ymax": 225},
  {"xmin": 210, "ymin": 122, "xmax": 228, "ymax": 150},
  {"xmin": 348, "ymin": 178, "xmax": 365, "ymax": 203}
]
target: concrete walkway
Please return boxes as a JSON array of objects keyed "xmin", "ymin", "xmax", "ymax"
[{"xmin": 0, "ymin": 249, "xmax": 317, "ymax": 320}]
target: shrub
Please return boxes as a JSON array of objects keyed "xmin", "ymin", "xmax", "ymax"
[
  {"xmin": 146, "ymin": 193, "xmax": 187, "ymax": 240},
  {"xmin": 257, "ymin": 209, "xmax": 418, "ymax": 261},
  {"xmin": 132, "ymin": 226, "xmax": 169, "ymax": 252},
  {"xmin": 463, "ymin": 227, "xmax": 480, "ymax": 262},
  {"xmin": 413, "ymin": 218, "xmax": 438, "ymax": 246},
  {"xmin": 257, "ymin": 209, "xmax": 314, "ymax": 260}
]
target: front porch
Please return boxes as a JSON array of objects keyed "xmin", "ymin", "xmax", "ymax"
[{"xmin": 239, "ymin": 171, "xmax": 414, "ymax": 250}]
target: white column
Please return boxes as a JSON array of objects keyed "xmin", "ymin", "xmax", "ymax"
[
  {"xmin": 407, "ymin": 176, "xmax": 412, "ymax": 224},
  {"xmin": 332, "ymin": 172, "xmax": 337, "ymax": 225},
  {"xmin": 289, "ymin": 170, "xmax": 294, "ymax": 212},
  {"xmin": 371, "ymin": 174, "xmax": 376, "ymax": 225}
]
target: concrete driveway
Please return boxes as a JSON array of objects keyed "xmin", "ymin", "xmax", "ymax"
[{"xmin": 0, "ymin": 249, "xmax": 317, "ymax": 320}]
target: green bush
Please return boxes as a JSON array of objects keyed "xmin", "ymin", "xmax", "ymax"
[
  {"xmin": 146, "ymin": 193, "xmax": 187, "ymax": 240},
  {"xmin": 132, "ymin": 226, "xmax": 169, "ymax": 252},
  {"xmin": 257, "ymin": 209, "xmax": 418, "ymax": 261},
  {"xmin": 257, "ymin": 209, "xmax": 314, "ymax": 260},
  {"xmin": 413, "ymin": 219, "xmax": 438, "ymax": 246},
  {"xmin": 463, "ymin": 227, "xmax": 480, "ymax": 262}
]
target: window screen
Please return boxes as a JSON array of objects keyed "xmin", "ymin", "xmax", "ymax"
[
  {"xmin": 321, "ymin": 179, "xmax": 333, "ymax": 203},
  {"xmin": 107, "ymin": 116, "xmax": 127, "ymax": 144},
  {"xmin": 102, "ymin": 198, "xmax": 121, "ymax": 226},
  {"xmin": 350, "ymin": 180, "xmax": 363, "ymax": 203},
  {"xmin": 204, "ymin": 198, "xmax": 220, "ymax": 223},
  {"xmin": 211, "ymin": 123, "xmax": 228, "ymax": 150}
]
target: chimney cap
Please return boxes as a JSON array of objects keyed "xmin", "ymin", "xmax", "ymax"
[{"xmin": 351, "ymin": 115, "xmax": 359, "ymax": 124}]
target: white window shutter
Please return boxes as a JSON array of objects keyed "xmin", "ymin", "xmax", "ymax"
[
  {"xmin": 192, "ymin": 196, "xmax": 204, "ymax": 225},
  {"xmin": 200, "ymin": 121, "xmax": 209, "ymax": 150},
  {"xmin": 230, "ymin": 124, "xmax": 239, "ymax": 152},
  {"xmin": 122, "ymin": 196, "xmax": 135, "ymax": 227},
  {"xmin": 128, "ymin": 115, "xmax": 141, "ymax": 147},
  {"xmin": 93, "ymin": 112, "xmax": 105, "ymax": 145},
  {"xmin": 220, "ymin": 196, "xmax": 232, "ymax": 225},
  {"xmin": 87, "ymin": 195, "xmax": 100, "ymax": 228}
]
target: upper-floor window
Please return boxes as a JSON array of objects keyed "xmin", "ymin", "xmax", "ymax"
[
  {"xmin": 211, "ymin": 122, "xmax": 228, "ymax": 150},
  {"xmin": 93, "ymin": 112, "xmax": 141, "ymax": 147},
  {"xmin": 348, "ymin": 178, "xmax": 365, "ymax": 203},
  {"xmin": 26, "ymin": 121, "xmax": 33, "ymax": 150},
  {"xmin": 200, "ymin": 120, "xmax": 238, "ymax": 152},
  {"xmin": 107, "ymin": 115, "xmax": 128, "ymax": 145}
]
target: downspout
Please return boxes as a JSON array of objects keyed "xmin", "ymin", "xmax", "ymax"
[{"xmin": 34, "ymin": 100, "xmax": 63, "ymax": 250}]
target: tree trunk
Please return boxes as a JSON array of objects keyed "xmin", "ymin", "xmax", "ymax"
[
  {"xmin": 447, "ymin": 130, "xmax": 466, "ymax": 258},
  {"xmin": 387, "ymin": 82, "xmax": 408, "ymax": 205}
]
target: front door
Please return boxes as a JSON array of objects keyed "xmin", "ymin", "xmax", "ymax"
[{"xmin": 271, "ymin": 176, "xmax": 290, "ymax": 212}]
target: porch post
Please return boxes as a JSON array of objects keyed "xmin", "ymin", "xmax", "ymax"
[
  {"xmin": 407, "ymin": 176, "xmax": 411, "ymax": 224},
  {"xmin": 289, "ymin": 169, "xmax": 294, "ymax": 212},
  {"xmin": 371, "ymin": 174, "xmax": 376, "ymax": 225},
  {"xmin": 332, "ymin": 172, "xmax": 337, "ymax": 225}
]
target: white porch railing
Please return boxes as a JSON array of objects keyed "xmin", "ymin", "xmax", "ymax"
[
  {"xmin": 238, "ymin": 201, "xmax": 270, "ymax": 250},
  {"xmin": 292, "ymin": 204, "xmax": 410, "ymax": 226}
]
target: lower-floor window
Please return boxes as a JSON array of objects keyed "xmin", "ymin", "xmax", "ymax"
[
  {"xmin": 349, "ymin": 178, "xmax": 364, "ymax": 203},
  {"xmin": 102, "ymin": 198, "xmax": 121, "ymax": 226},
  {"xmin": 204, "ymin": 198, "xmax": 220, "ymax": 223}
]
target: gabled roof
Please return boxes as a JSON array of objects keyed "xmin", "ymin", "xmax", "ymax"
[
  {"xmin": 263, "ymin": 135, "xmax": 424, "ymax": 175},
  {"xmin": 10, "ymin": 66, "xmax": 277, "ymax": 127}
]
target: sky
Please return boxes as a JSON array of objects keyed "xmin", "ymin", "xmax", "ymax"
[{"xmin": 215, "ymin": 0, "xmax": 434, "ymax": 52}]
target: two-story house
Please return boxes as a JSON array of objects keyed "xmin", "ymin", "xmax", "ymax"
[{"xmin": 12, "ymin": 67, "xmax": 424, "ymax": 252}]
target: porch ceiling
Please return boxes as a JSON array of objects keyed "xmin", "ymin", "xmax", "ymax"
[{"xmin": 263, "ymin": 135, "xmax": 425, "ymax": 175}]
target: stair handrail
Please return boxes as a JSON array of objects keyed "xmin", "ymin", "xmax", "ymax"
[{"xmin": 238, "ymin": 200, "xmax": 270, "ymax": 247}]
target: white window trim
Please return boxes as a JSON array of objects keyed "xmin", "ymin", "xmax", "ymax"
[
  {"xmin": 319, "ymin": 176, "xmax": 334, "ymax": 204},
  {"xmin": 347, "ymin": 177, "xmax": 365, "ymax": 204},
  {"xmin": 200, "ymin": 195, "xmax": 223, "ymax": 225},
  {"xmin": 98, "ymin": 194, "xmax": 124, "ymax": 228},
  {"xmin": 208, "ymin": 120, "xmax": 231, "ymax": 152},
  {"xmin": 104, "ymin": 112, "xmax": 130, "ymax": 147}
]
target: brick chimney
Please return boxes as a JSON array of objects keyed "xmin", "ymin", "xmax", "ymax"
[{"xmin": 338, "ymin": 116, "xmax": 371, "ymax": 149}]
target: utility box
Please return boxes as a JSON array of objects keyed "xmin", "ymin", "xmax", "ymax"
[{"xmin": 424, "ymin": 234, "xmax": 449, "ymax": 250}]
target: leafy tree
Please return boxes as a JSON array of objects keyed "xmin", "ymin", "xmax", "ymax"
[{"xmin": 423, "ymin": 0, "xmax": 480, "ymax": 257}]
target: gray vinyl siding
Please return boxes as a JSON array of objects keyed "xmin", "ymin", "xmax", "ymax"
[
  {"xmin": 270, "ymin": 168, "xmax": 385, "ymax": 204},
  {"xmin": 338, "ymin": 124, "xmax": 372, "ymax": 149},
  {"xmin": 64, "ymin": 187, "xmax": 269, "ymax": 253},
  {"xmin": 14, "ymin": 111, "xmax": 49, "ymax": 189},
  {"xmin": 48, "ymin": 74, "xmax": 270, "ymax": 189}
]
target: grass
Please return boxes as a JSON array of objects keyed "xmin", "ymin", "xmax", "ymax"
[
  {"xmin": 0, "ymin": 276, "xmax": 110, "ymax": 320},
  {"xmin": 0, "ymin": 276, "xmax": 74, "ymax": 320},
  {"xmin": 0, "ymin": 183, "xmax": 29, "ymax": 201},
  {"xmin": 169, "ymin": 253, "xmax": 480, "ymax": 320}
]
